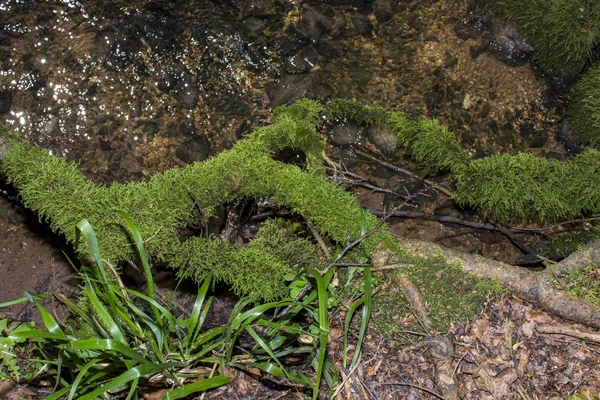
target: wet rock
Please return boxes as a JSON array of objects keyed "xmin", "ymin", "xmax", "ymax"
[
  {"xmin": 265, "ymin": 73, "xmax": 332, "ymax": 108},
  {"xmin": 20, "ymin": 69, "xmax": 47, "ymax": 92},
  {"xmin": 367, "ymin": 125, "xmax": 397, "ymax": 157},
  {"xmin": 469, "ymin": 45, "xmax": 486, "ymax": 59},
  {"xmin": 175, "ymin": 134, "xmax": 211, "ymax": 164},
  {"xmin": 295, "ymin": 5, "xmax": 334, "ymax": 42},
  {"xmin": 93, "ymin": 21, "xmax": 141, "ymax": 70},
  {"xmin": 18, "ymin": 53, "xmax": 35, "ymax": 71},
  {"xmin": 164, "ymin": 123, "xmax": 179, "ymax": 137},
  {"xmin": 119, "ymin": 152, "xmax": 143, "ymax": 178},
  {"xmin": 271, "ymin": 35, "xmax": 310, "ymax": 57},
  {"xmin": 285, "ymin": 45, "xmax": 318, "ymax": 74},
  {"xmin": 172, "ymin": 73, "xmax": 199, "ymax": 110},
  {"xmin": 529, "ymin": 131, "xmax": 548, "ymax": 148},
  {"xmin": 129, "ymin": 103, "xmax": 142, "ymax": 118},
  {"xmin": 350, "ymin": 12, "xmax": 374, "ymax": 36},
  {"xmin": 556, "ymin": 118, "xmax": 581, "ymax": 153},
  {"xmin": 215, "ymin": 97, "xmax": 251, "ymax": 117},
  {"xmin": 326, "ymin": 121, "xmax": 363, "ymax": 148},
  {"xmin": 179, "ymin": 119, "xmax": 197, "ymax": 136},
  {"xmin": 348, "ymin": 64, "xmax": 372, "ymax": 87},
  {"xmin": 519, "ymin": 123, "xmax": 535, "ymax": 139},
  {"xmin": 1, "ymin": 21, "xmax": 28, "ymax": 38},
  {"xmin": 328, "ymin": 0, "xmax": 373, "ymax": 13},
  {"xmin": 485, "ymin": 19, "xmax": 533, "ymax": 67},
  {"xmin": 314, "ymin": 40, "xmax": 346, "ymax": 58},
  {"xmin": 244, "ymin": 44, "xmax": 269, "ymax": 72},
  {"xmin": 98, "ymin": 137, "xmax": 112, "ymax": 152},
  {"xmin": 138, "ymin": 120, "xmax": 159, "ymax": 138},
  {"xmin": 241, "ymin": 0, "xmax": 278, "ymax": 18},
  {"xmin": 473, "ymin": 147, "xmax": 487, "ymax": 159},
  {"xmin": 133, "ymin": 12, "xmax": 183, "ymax": 55},
  {"xmin": 0, "ymin": 91, "xmax": 12, "ymax": 114},
  {"xmin": 153, "ymin": 62, "xmax": 186, "ymax": 94},
  {"xmin": 242, "ymin": 17, "xmax": 267, "ymax": 39},
  {"xmin": 381, "ymin": 41, "xmax": 402, "ymax": 60},
  {"xmin": 373, "ymin": 0, "xmax": 394, "ymax": 23},
  {"xmin": 330, "ymin": 12, "xmax": 348, "ymax": 38},
  {"xmin": 425, "ymin": 85, "xmax": 445, "ymax": 112}
]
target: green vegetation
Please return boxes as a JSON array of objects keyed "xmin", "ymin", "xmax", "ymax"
[
  {"xmin": 572, "ymin": 65, "xmax": 600, "ymax": 147},
  {"xmin": 551, "ymin": 264, "xmax": 600, "ymax": 307},
  {"xmin": 0, "ymin": 100, "xmax": 392, "ymax": 300},
  {"xmin": 453, "ymin": 149, "xmax": 600, "ymax": 221},
  {"xmin": 493, "ymin": 0, "xmax": 600, "ymax": 70},
  {"xmin": 0, "ymin": 217, "xmax": 344, "ymax": 398},
  {"xmin": 372, "ymin": 255, "xmax": 507, "ymax": 338}
]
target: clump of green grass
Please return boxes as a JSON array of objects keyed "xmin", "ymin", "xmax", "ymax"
[{"xmin": 0, "ymin": 215, "xmax": 381, "ymax": 399}]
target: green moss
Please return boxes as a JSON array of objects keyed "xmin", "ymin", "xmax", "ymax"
[
  {"xmin": 453, "ymin": 149, "xmax": 600, "ymax": 221},
  {"xmin": 372, "ymin": 254, "xmax": 506, "ymax": 337},
  {"xmin": 494, "ymin": 0, "xmax": 600, "ymax": 70},
  {"xmin": 0, "ymin": 99, "xmax": 393, "ymax": 300},
  {"xmin": 325, "ymin": 99, "xmax": 469, "ymax": 172},
  {"xmin": 551, "ymin": 265, "xmax": 600, "ymax": 307},
  {"xmin": 253, "ymin": 218, "xmax": 321, "ymax": 271},
  {"xmin": 572, "ymin": 65, "xmax": 600, "ymax": 147},
  {"xmin": 388, "ymin": 113, "xmax": 469, "ymax": 172}
]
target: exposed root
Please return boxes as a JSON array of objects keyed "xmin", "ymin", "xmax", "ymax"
[
  {"xmin": 398, "ymin": 238, "xmax": 600, "ymax": 329},
  {"xmin": 537, "ymin": 324, "xmax": 600, "ymax": 343}
]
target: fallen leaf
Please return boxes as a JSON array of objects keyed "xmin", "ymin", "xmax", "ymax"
[
  {"xmin": 521, "ymin": 320, "xmax": 535, "ymax": 338},
  {"xmin": 471, "ymin": 318, "xmax": 490, "ymax": 341},
  {"xmin": 367, "ymin": 358, "xmax": 383, "ymax": 376},
  {"xmin": 517, "ymin": 348, "xmax": 531, "ymax": 377}
]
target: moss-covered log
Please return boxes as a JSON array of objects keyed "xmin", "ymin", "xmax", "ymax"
[
  {"xmin": 0, "ymin": 100, "xmax": 394, "ymax": 300},
  {"xmin": 2, "ymin": 99, "xmax": 600, "ymax": 328}
]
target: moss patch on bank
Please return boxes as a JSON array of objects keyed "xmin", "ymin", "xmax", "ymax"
[{"xmin": 493, "ymin": 0, "xmax": 600, "ymax": 70}]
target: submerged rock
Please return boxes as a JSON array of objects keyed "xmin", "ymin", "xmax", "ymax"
[{"xmin": 175, "ymin": 134, "xmax": 212, "ymax": 164}]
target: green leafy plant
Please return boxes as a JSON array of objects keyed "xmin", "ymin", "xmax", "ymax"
[{"xmin": 0, "ymin": 214, "xmax": 381, "ymax": 398}]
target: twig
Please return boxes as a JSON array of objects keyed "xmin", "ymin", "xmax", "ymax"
[
  {"xmin": 378, "ymin": 382, "xmax": 449, "ymax": 400},
  {"xmin": 310, "ymin": 225, "xmax": 331, "ymax": 258},
  {"xmin": 367, "ymin": 209, "xmax": 544, "ymax": 235},
  {"xmin": 275, "ymin": 198, "xmax": 413, "ymax": 319},
  {"xmin": 536, "ymin": 324, "xmax": 600, "ymax": 344},
  {"xmin": 371, "ymin": 263, "xmax": 413, "ymax": 272},
  {"xmin": 354, "ymin": 149, "xmax": 454, "ymax": 197}
]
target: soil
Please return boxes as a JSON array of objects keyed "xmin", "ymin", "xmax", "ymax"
[{"xmin": 1, "ymin": 0, "xmax": 599, "ymax": 398}]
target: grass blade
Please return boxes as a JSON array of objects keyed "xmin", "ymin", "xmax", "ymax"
[
  {"xmin": 24, "ymin": 292, "xmax": 65, "ymax": 337},
  {"xmin": 309, "ymin": 268, "xmax": 334, "ymax": 400},
  {"xmin": 351, "ymin": 266, "xmax": 372, "ymax": 369},
  {"xmin": 77, "ymin": 363, "xmax": 180, "ymax": 400},
  {"xmin": 163, "ymin": 375, "xmax": 231, "ymax": 399}
]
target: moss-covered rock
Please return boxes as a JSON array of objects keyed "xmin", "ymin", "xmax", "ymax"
[
  {"xmin": 493, "ymin": 0, "xmax": 600, "ymax": 70},
  {"xmin": 572, "ymin": 65, "xmax": 600, "ymax": 146}
]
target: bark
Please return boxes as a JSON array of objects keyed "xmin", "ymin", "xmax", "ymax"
[{"xmin": 399, "ymin": 238, "xmax": 600, "ymax": 329}]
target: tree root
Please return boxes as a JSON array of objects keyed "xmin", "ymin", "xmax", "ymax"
[
  {"xmin": 390, "ymin": 268, "xmax": 458, "ymax": 399},
  {"xmin": 398, "ymin": 238, "xmax": 600, "ymax": 329}
]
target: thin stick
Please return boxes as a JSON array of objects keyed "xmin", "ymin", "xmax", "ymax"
[
  {"xmin": 367, "ymin": 209, "xmax": 543, "ymax": 235},
  {"xmin": 275, "ymin": 198, "xmax": 412, "ymax": 319},
  {"xmin": 536, "ymin": 324, "xmax": 600, "ymax": 343},
  {"xmin": 378, "ymin": 382, "xmax": 449, "ymax": 400}
]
